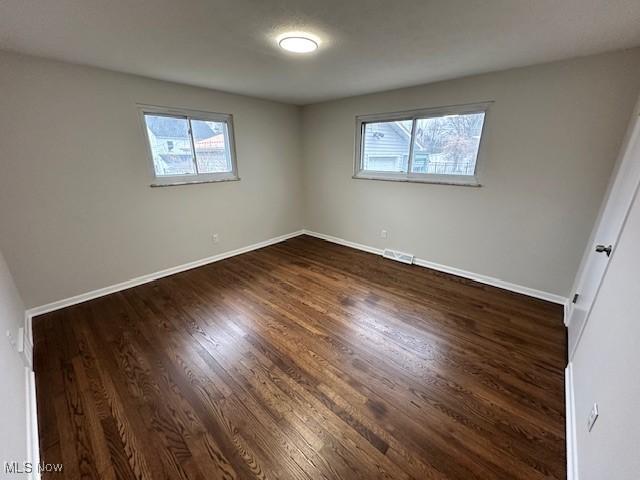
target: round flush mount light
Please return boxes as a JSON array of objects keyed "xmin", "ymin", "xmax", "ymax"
[{"xmin": 278, "ymin": 34, "xmax": 319, "ymax": 53}]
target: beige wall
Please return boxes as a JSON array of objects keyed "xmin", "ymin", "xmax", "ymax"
[
  {"xmin": 0, "ymin": 249, "xmax": 28, "ymax": 470},
  {"xmin": 0, "ymin": 51, "xmax": 303, "ymax": 308},
  {"xmin": 301, "ymin": 49, "xmax": 640, "ymax": 297},
  {"xmin": 2, "ymin": 49, "xmax": 639, "ymax": 308}
]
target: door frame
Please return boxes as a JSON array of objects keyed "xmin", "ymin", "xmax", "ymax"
[{"xmin": 566, "ymin": 102, "xmax": 640, "ymax": 358}]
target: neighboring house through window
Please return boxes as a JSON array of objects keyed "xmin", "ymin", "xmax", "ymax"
[
  {"xmin": 139, "ymin": 105, "xmax": 239, "ymax": 186},
  {"xmin": 354, "ymin": 102, "xmax": 490, "ymax": 185}
]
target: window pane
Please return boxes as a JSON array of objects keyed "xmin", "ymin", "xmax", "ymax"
[
  {"xmin": 144, "ymin": 114, "xmax": 195, "ymax": 176},
  {"xmin": 191, "ymin": 120, "xmax": 233, "ymax": 174},
  {"xmin": 411, "ymin": 112, "xmax": 485, "ymax": 176},
  {"xmin": 362, "ymin": 120, "xmax": 412, "ymax": 172}
]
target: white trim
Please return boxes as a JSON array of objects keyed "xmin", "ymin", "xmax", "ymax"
[
  {"xmin": 302, "ymin": 229, "xmax": 567, "ymax": 305},
  {"xmin": 25, "ymin": 366, "xmax": 40, "ymax": 480},
  {"xmin": 302, "ymin": 230, "xmax": 384, "ymax": 256},
  {"xmin": 352, "ymin": 173, "xmax": 481, "ymax": 187},
  {"xmin": 566, "ymin": 107, "xmax": 640, "ymax": 334},
  {"xmin": 354, "ymin": 101, "xmax": 492, "ymax": 186},
  {"xmin": 26, "ymin": 226, "xmax": 566, "ymax": 319},
  {"xmin": 21, "ymin": 313, "xmax": 39, "ymax": 479},
  {"xmin": 22, "ymin": 227, "xmax": 568, "ymax": 479},
  {"xmin": 412, "ymin": 257, "xmax": 566, "ymax": 304},
  {"xmin": 21, "ymin": 229, "xmax": 306, "ymax": 473},
  {"xmin": 26, "ymin": 230, "xmax": 304, "ymax": 318},
  {"xmin": 568, "ymin": 158, "xmax": 640, "ymax": 359},
  {"xmin": 22, "ymin": 317, "xmax": 33, "ymax": 370},
  {"xmin": 137, "ymin": 103, "xmax": 240, "ymax": 187},
  {"xmin": 564, "ymin": 300, "xmax": 573, "ymax": 327},
  {"xmin": 565, "ymin": 363, "xmax": 579, "ymax": 480},
  {"xmin": 354, "ymin": 101, "xmax": 495, "ymax": 124}
]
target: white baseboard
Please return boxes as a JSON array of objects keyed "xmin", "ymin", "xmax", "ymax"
[
  {"xmin": 26, "ymin": 228, "xmax": 566, "ymax": 320},
  {"xmin": 565, "ymin": 363, "xmax": 579, "ymax": 480},
  {"xmin": 412, "ymin": 256, "xmax": 566, "ymax": 305},
  {"xmin": 22, "ymin": 230, "xmax": 303, "ymax": 476},
  {"xmin": 301, "ymin": 230, "xmax": 384, "ymax": 256},
  {"xmin": 21, "ymin": 228, "xmax": 570, "ymax": 479},
  {"xmin": 302, "ymin": 229, "xmax": 567, "ymax": 305},
  {"xmin": 26, "ymin": 230, "xmax": 304, "ymax": 319}
]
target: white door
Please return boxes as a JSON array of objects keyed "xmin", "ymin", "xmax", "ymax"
[
  {"xmin": 570, "ymin": 172, "xmax": 640, "ymax": 480},
  {"xmin": 567, "ymin": 111, "xmax": 640, "ymax": 357}
]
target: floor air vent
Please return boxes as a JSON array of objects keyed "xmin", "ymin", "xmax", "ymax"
[{"xmin": 382, "ymin": 249, "xmax": 414, "ymax": 265}]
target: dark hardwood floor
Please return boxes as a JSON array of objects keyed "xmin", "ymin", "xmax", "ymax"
[{"xmin": 33, "ymin": 235, "xmax": 566, "ymax": 479}]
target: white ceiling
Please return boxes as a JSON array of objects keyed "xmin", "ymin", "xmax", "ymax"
[{"xmin": 1, "ymin": 0, "xmax": 639, "ymax": 104}]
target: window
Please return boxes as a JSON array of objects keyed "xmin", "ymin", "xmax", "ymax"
[
  {"xmin": 139, "ymin": 105, "xmax": 238, "ymax": 186},
  {"xmin": 354, "ymin": 102, "xmax": 490, "ymax": 186}
]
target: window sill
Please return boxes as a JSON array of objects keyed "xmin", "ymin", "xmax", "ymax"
[
  {"xmin": 150, "ymin": 176, "xmax": 240, "ymax": 187},
  {"xmin": 352, "ymin": 174, "xmax": 481, "ymax": 187}
]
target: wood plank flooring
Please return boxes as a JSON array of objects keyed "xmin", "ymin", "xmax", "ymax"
[{"xmin": 33, "ymin": 235, "xmax": 567, "ymax": 479}]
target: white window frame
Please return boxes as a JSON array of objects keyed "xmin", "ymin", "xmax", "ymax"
[
  {"xmin": 353, "ymin": 101, "xmax": 492, "ymax": 186},
  {"xmin": 138, "ymin": 104, "xmax": 239, "ymax": 187}
]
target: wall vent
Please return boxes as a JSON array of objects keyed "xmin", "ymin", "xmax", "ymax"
[{"xmin": 382, "ymin": 249, "xmax": 414, "ymax": 265}]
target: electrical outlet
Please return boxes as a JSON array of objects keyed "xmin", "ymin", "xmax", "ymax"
[
  {"xmin": 380, "ymin": 230, "xmax": 388, "ymax": 239},
  {"xmin": 212, "ymin": 233, "xmax": 220, "ymax": 244},
  {"xmin": 587, "ymin": 403, "xmax": 599, "ymax": 432}
]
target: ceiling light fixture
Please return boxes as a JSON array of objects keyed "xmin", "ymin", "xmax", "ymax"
[{"xmin": 278, "ymin": 34, "xmax": 318, "ymax": 53}]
